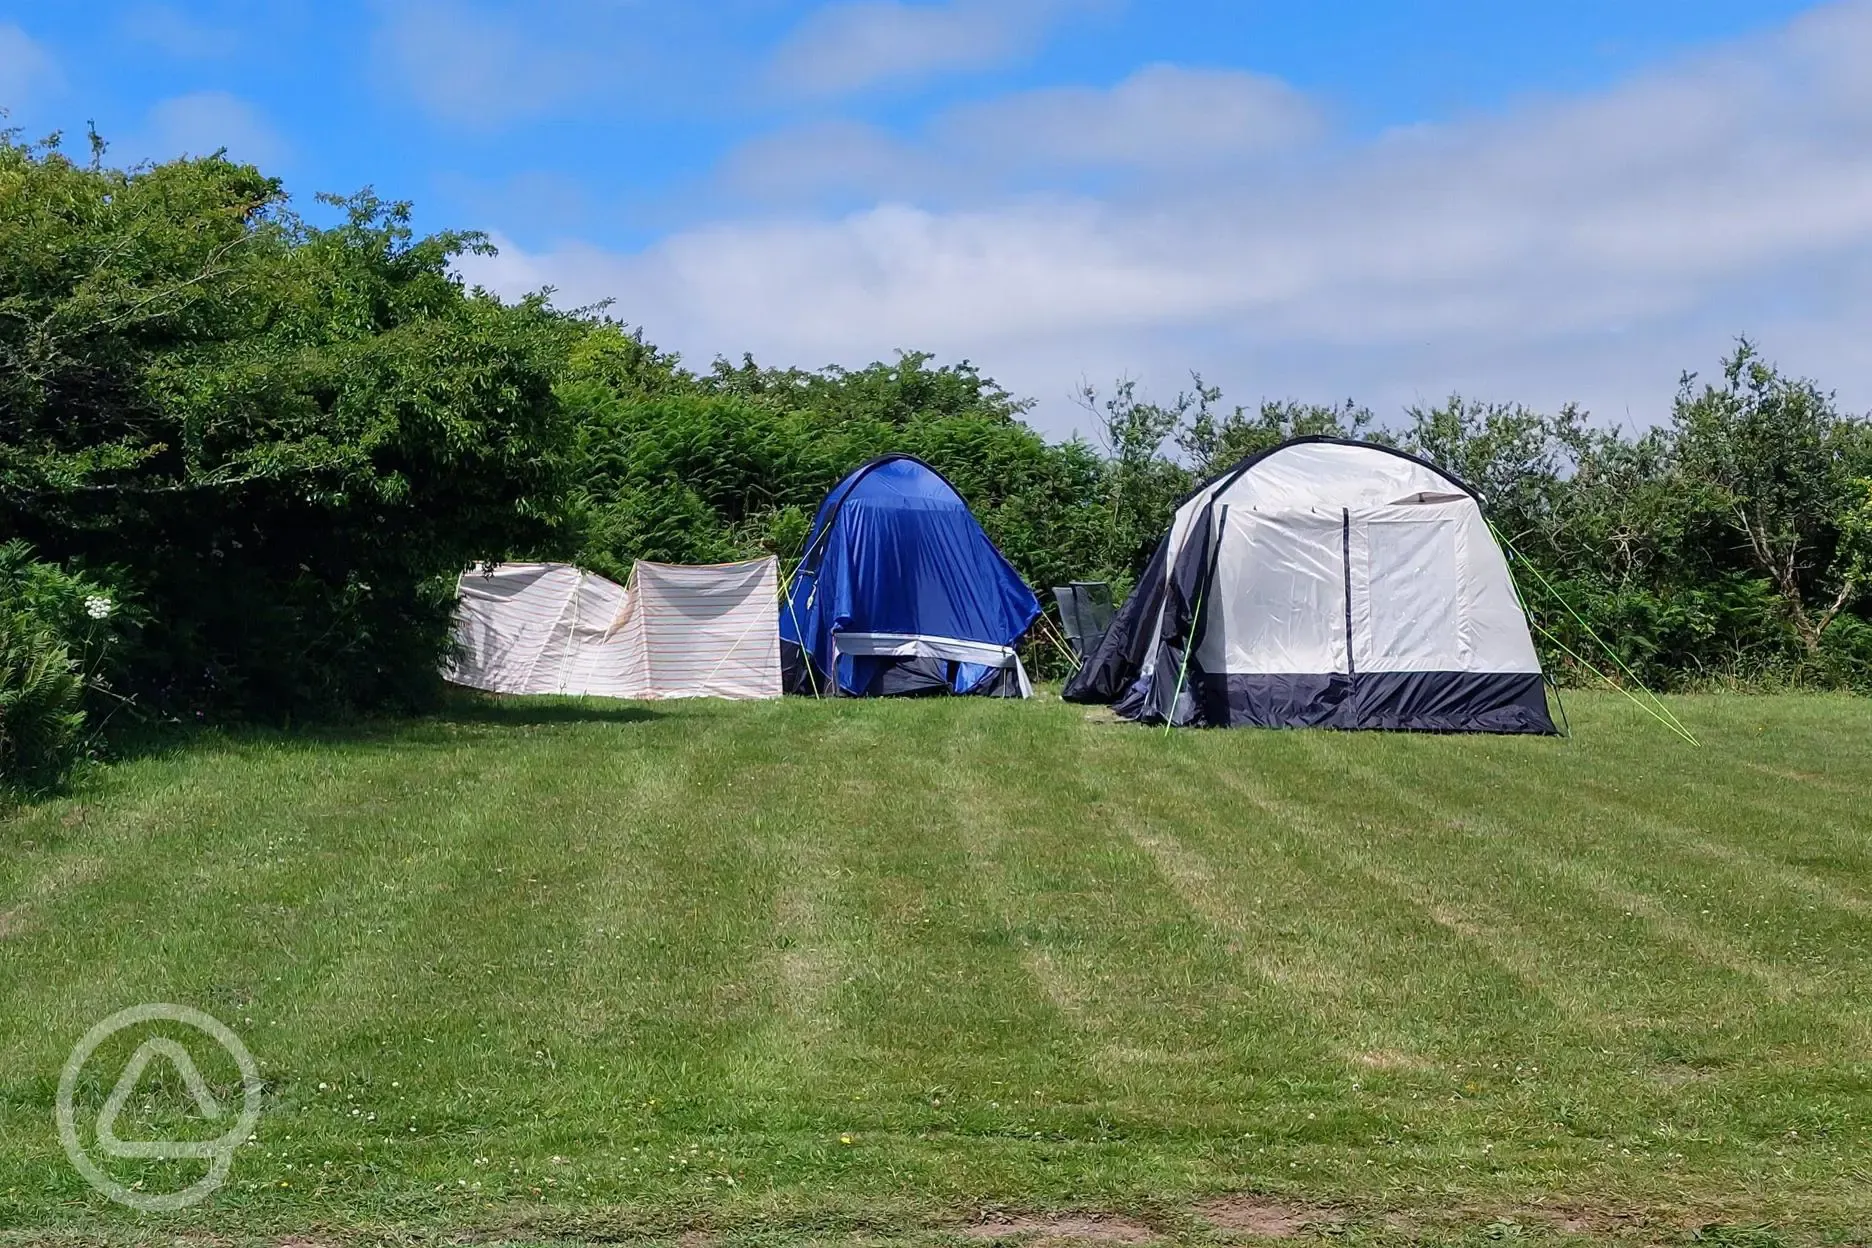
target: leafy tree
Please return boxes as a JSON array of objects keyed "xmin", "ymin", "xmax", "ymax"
[
  {"xmin": 0, "ymin": 136, "xmax": 573, "ymax": 719},
  {"xmin": 1178, "ymin": 386, "xmax": 1379, "ymax": 479},
  {"xmin": 702, "ymin": 350, "xmax": 1030, "ymax": 426},
  {"xmin": 1075, "ymin": 378, "xmax": 1192, "ymax": 578},
  {"xmin": 1671, "ymin": 342, "xmax": 1872, "ymax": 656},
  {"xmin": 1398, "ymin": 397, "xmax": 1588, "ymax": 540},
  {"xmin": 560, "ymin": 341, "xmax": 1120, "ymax": 597}
]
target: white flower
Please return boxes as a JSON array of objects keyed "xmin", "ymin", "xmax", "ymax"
[{"xmin": 84, "ymin": 595, "xmax": 113, "ymax": 620}]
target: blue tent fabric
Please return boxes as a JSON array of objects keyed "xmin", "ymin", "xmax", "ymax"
[{"xmin": 780, "ymin": 456, "xmax": 1041, "ymax": 696}]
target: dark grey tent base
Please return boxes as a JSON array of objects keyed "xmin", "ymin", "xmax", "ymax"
[
  {"xmin": 781, "ymin": 643, "xmax": 1024, "ymax": 698},
  {"xmin": 1130, "ymin": 670, "xmax": 1555, "ymax": 733},
  {"xmin": 865, "ymin": 655, "xmax": 1025, "ymax": 698}
]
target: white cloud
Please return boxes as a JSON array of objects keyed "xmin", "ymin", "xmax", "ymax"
[
  {"xmin": 726, "ymin": 64, "xmax": 1324, "ymax": 203},
  {"xmin": 370, "ymin": 0, "xmax": 1105, "ymax": 129},
  {"xmin": 462, "ymin": 1, "xmax": 1872, "ymax": 433},
  {"xmin": 938, "ymin": 63, "xmax": 1323, "ymax": 172},
  {"xmin": 120, "ymin": 5, "xmax": 240, "ymax": 58},
  {"xmin": 722, "ymin": 119, "xmax": 931, "ymax": 202},
  {"xmin": 768, "ymin": 0, "xmax": 1098, "ymax": 98},
  {"xmin": 140, "ymin": 92, "xmax": 288, "ymax": 166},
  {"xmin": 371, "ymin": 0, "xmax": 758, "ymax": 128},
  {"xmin": 0, "ymin": 23, "xmax": 61, "ymax": 112},
  {"xmin": 370, "ymin": 0, "xmax": 658, "ymax": 127},
  {"xmin": 373, "ymin": 1, "xmax": 590, "ymax": 126}
]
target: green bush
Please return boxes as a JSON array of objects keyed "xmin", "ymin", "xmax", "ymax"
[
  {"xmin": 557, "ymin": 347, "xmax": 1128, "ymax": 595},
  {"xmin": 0, "ymin": 610, "xmax": 85, "ymax": 793},
  {"xmin": 0, "ymin": 541, "xmax": 127, "ymax": 792},
  {"xmin": 0, "ymin": 139, "xmax": 574, "ymax": 721}
]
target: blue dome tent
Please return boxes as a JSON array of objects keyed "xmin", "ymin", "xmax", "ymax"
[{"xmin": 780, "ymin": 455, "xmax": 1041, "ymax": 697}]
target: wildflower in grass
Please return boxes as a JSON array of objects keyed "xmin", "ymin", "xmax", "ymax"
[{"xmin": 84, "ymin": 595, "xmax": 113, "ymax": 620}]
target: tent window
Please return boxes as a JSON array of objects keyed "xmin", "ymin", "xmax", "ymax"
[
  {"xmin": 1361, "ymin": 517, "xmax": 1464, "ymax": 669},
  {"xmin": 1200, "ymin": 509, "xmax": 1350, "ymax": 674}
]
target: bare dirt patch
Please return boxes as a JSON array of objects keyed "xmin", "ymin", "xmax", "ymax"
[
  {"xmin": 960, "ymin": 1214, "xmax": 1157, "ymax": 1244},
  {"xmin": 1526, "ymin": 1206, "xmax": 1659, "ymax": 1237},
  {"xmin": 1196, "ymin": 1196, "xmax": 1311, "ymax": 1238}
]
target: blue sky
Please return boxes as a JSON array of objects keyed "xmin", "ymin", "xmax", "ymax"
[{"xmin": 3, "ymin": 1, "xmax": 1867, "ymax": 433}]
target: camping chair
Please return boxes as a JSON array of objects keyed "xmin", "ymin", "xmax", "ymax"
[{"xmin": 1051, "ymin": 582, "xmax": 1115, "ymax": 659}]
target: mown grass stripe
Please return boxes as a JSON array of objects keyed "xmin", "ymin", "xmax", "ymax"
[{"xmin": 4, "ymin": 693, "xmax": 1872, "ymax": 1238}]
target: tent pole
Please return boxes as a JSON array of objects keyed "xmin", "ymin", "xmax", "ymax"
[
  {"xmin": 1034, "ymin": 613, "xmax": 1082, "ymax": 674},
  {"xmin": 1161, "ymin": 583, "xmax": 1205, "ymax": 736},
  {"xmin": 778, "ymin": 561, "xmax": 823, "ymax": 700},
  {"xmin": 1162, "ymin": 503, "xmax": 1229, "ymax": 734}
]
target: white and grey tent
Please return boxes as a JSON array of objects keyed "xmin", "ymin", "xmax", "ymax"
[
  {"xmin": 1064, "ymin": 437, "xmax": 1555, "ymax": 733},
  {"xmin": 447, "ymin": 559, "xmax": 781, "ymax": 701}
]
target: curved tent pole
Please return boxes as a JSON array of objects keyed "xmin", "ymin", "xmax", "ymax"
[{"xmin": 1182, "ymin": 434, "xmax": 1484, "ymax": 515}]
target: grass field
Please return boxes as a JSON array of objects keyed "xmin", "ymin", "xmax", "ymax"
[{"xmin": 3, "ymin": 691, "xmax": 1872, "ymax": 1247}]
